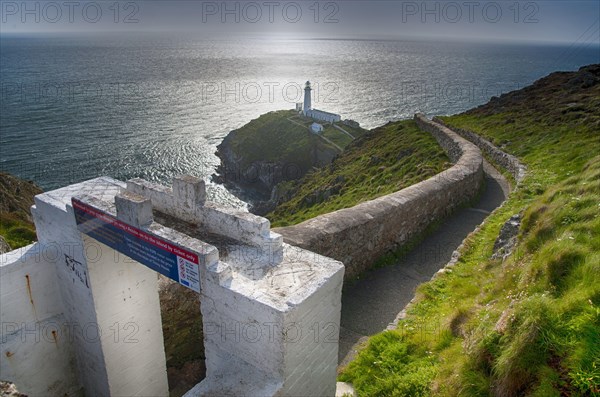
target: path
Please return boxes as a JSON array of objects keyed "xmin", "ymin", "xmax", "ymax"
[
  {"xmin": 338, "ymin": 160, "xmax": 510, "ymax": 366},
  {"xmin": 333, "ymin": 124, "xmax": 355, "ymax": 140},
  {"xmin": 287, "ymin": 117, "xmax": 344, "ymax": 152}
]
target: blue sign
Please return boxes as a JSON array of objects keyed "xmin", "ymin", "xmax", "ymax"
[{"xmin": 72, "ymin": 198, "xmax": 201, "ymax": 293}]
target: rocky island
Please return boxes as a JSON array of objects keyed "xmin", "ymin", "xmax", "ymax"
[{"xmin": 214, "ymin": 109, "xmax": 367, "ymax": 214}]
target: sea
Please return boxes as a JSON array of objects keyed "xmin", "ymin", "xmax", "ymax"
[{"xmin": 1, "ymin": 35, "xmax": 598, "ymax": 206}]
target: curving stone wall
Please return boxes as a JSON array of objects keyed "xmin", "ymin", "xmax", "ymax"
[
  {"xmin": 432, "ymin": 117, "xmax": 527, "ymax": 184},
  {"xmin": 275, "ymin": 114, "xmax": 484, "ymax": 280}
]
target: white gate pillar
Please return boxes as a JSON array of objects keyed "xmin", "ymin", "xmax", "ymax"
[
  {"xmin": 81, "ymin": 191, "xmax": 168, "ymax": 396},
  {"xmin": 30, "ymin": 177, "xmax": 169, "ymax": 396}
]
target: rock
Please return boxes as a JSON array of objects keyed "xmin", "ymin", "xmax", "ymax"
[
  {"xmin": 302, "ymin": 191, "xmax": 319, "ymax": 207},
  {"xmin": 494, "ymin": 302, "xmax": 515, "ymax": 334},
  {"xmin": 492, "ymin": 214, "xmax": 521, "ymax": 260},
  {"xmin": 0, "ymin": 381, "xmax": 26, "ymax": 397},
  {"xmin": 336, "ymin": 382, "xmax": 356, "ymax": 397},
  {"xmin": 334, "ymin": 175, "xmax": 346, "ymax": 185},
  {"xmin": 568, "ymin": 71, "xmax": 599, "ymax": 89},
  {"xmin": 0, "ymin": 236, "xmax": 11, "ymax": 254},
  {"xmin": 158, "ymin": 275, "xmax": 205, "ymax": 392},
  {"xmin": 213, "ymin": 110, "xmax": 341, "ymax": 214},
  {"xmin": 0, "ymin": 172, "xmax": 43, "ymax": 223},
  {"xmin": 467, "ymin": 64, "xmax": 600, "ymax": 119},
  {"xmin": 342, "ymin": 119, "xmax": 360, "ymax": 129},
  {"xmin": 395, "ymin": 148, "xmax": 414, "ymax": 161},
  {"xmin": 579, "ymin": 64, "xmax": 600, "ymax": 75},
  {"xmin": 369, "ymin": 155, "xmax": 382, "ymax": 165}
]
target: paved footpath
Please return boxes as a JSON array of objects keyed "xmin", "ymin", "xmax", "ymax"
[{"xmin": 338, "ymin": 160, "xmax": 510, "ymax": 366}]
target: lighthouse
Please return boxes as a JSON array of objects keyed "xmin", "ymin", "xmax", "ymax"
[
  {"xmin": 295, "ymin": 79, "xmax": 341, "ymax": 123},
  {"xmin": 303, "ymin": 81, "xmax": 312, "ymax": 114}
]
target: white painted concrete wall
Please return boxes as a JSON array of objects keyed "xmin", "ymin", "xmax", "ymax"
[
  {"xmin": 0, "ymin": 243, "xmax": 80, "ymax": 396},
  {"xmin": 127, "ymin": 178, "xmax": 282, "ymax": 253},
  {"xmin": 83, "ymin": 236, "xmax": 168, "ymax": 397},
  {"xmin": 190, "ymin": 243, "xmax": 344, "ymax": 396},
  {"xmin": 22, "ymin": 177, "xmax": 169, "ymax": 396},
  {"xmin": 32, "ymin": 177, "xmax": 122, "ymax": 395}
]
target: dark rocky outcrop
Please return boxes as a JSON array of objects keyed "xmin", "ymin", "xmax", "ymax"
[
  {"xmin": 0, "ymin": 173, "xmax": 43, "ymax": 250},
  {"xmin": 466, "ymin": 64, "xmax": 600, "ymax": 118},
  {"xmin": 0, "ymin": 235, "xmax": 10, "ymax": 254},
  {"xmin": 492, "ymin": 214, "xmax": 522, "ymax": 260},
  {"xmin": 0, "ymin": 173, "xmax": 42, "ymax": 223}
]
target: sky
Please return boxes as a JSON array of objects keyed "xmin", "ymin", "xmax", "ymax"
[{"xmin": 1, "ymin": 1, "xmax": 599, "ymax": 45}]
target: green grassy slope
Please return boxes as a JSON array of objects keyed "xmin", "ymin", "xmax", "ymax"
[
  {"xmin": 218, "ymin": 110, "xmax": 366, "ymax": 171},
  {"xmin": 221, "ymin": 110, "xmax": 332, "ymax": 171},
  {"xmin": 340, "ymin": 65, "xmax": 600, "ymax": 396},
  {"xmin": 0, "ymin": 173, "xmax": 42, "ymax": 249},
  {"xmin": 267, "ymin": 119, "xmax": 451, "ymax": 226}
]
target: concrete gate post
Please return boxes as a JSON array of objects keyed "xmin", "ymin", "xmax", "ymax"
[{"xmin": 30, "ymin": 178, "xmax": 169, "ymax": 396}]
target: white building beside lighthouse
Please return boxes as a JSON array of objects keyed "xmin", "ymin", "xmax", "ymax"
[{"xmin": 297, "ymin": 81, "xmax": 342, "ymax": 124}]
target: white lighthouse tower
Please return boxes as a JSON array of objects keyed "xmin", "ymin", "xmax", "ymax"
[
  {"xmin": 296, "ymin": 79, "xmax": 341, "ymax": 123},
  {"xmin": 303, "ymin": 81, "xmax": 312, "ymax": 115}
]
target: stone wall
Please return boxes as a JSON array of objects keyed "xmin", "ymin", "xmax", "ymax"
[
  {"xmin": 432, "ymin": 117, "xmax": 527, "ymax": 184},
  {"xmin": 275, "ymin": 114, "xmax": 484, "ymax": 280}
]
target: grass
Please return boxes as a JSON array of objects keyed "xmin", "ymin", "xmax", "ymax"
[
  {"xmin": 158, "ymin": 281, "xmax": 205, "ymax": 396},
  {"xmin": 340, "ymin": 330, "xmax": 438, "ymax": 396},
  {"xmin": 224, "ymin": 110, "xmax": 326, "ymax": 171},
  {"xmin": 217, "ymin": 109, "xmax": 369, "ymax": 201},
  {"xmin": 339, "ymin": 66, "xmax": 600, "ymax": 396},
  {"xmin": 0, "ymin": 212, "xmax": 37, "ymax": 249},
  {"xmin": 322, "ymin": 124, "xmax": 354, "ymax": 148},
  {"xmin": 222, "ymin": 109, "xmax": 366, "ymax": 173},
  {"xmin": 289, "ymin": 113, "xmax": 368, "ymax": 149},
  {"xmin": 267, "ymin": 119, "xmax": 451, "ymax": 226}
]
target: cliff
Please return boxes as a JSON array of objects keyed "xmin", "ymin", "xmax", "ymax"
[
  {"xmin": 467, "ymin": 63, "xmax": 600, "ymax": 120},
  {"xmin": 0, "ymin": 172, "xmax": 42, "ymax": 251},
  {"xmin": 213, "ymin": 109, "xmax": 366, "ymax": 214}
]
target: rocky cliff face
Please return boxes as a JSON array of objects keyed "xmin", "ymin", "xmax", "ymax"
[
  {"xmin": 0, "ymin": 172, "xmax": 43, "ymax": 250},
  {"xmin": 468, "ymin": 64, "xmax": 600, "ymax": 118},
  {"xmin": 215, "ymin": 140, "xmax": 337, "ymax": 214},
  {"xmin": 0, "ymin": 235, "xmax": 11, "ymax": 254},
  {"xmin": 0, "ymin": 172, "xmax": 42, "ymax": 221}
]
